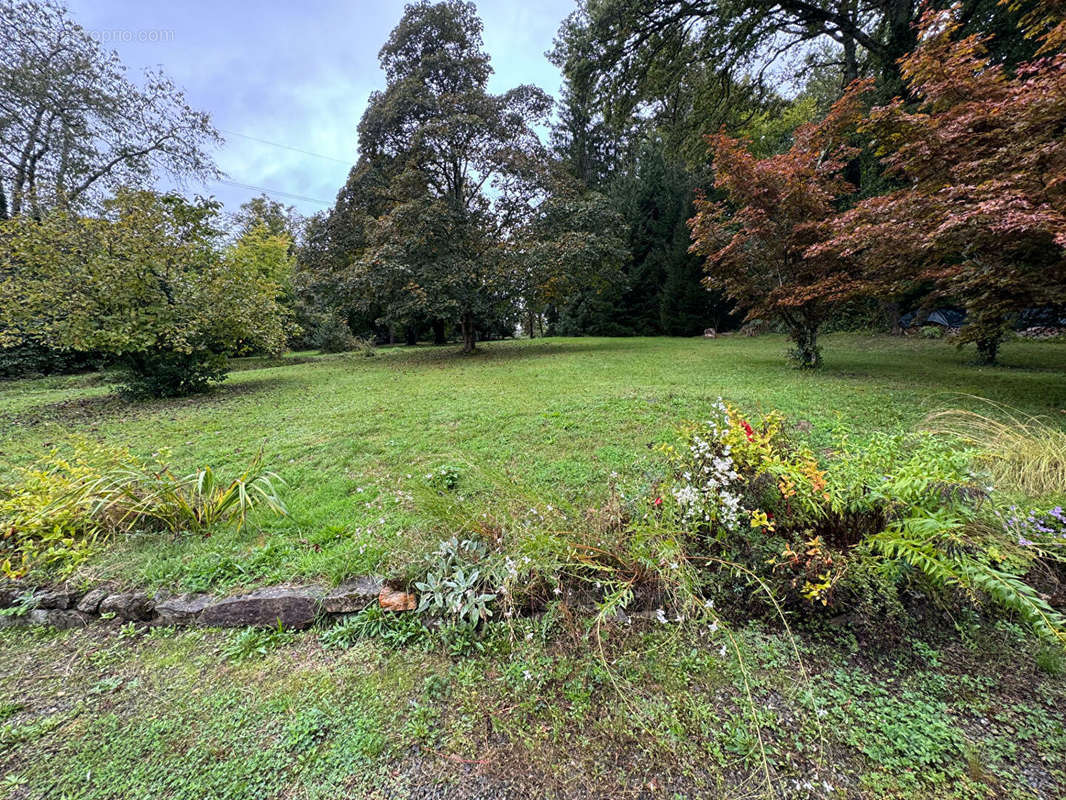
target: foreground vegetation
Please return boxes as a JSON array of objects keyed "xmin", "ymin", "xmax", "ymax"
[
  {"xmin": 2, "ymin": 614, "xmax": 1064, "ymax": 799},
  {"xmin": 2, "ymin": 336, "xmax": 1065, "ymax": 798}
]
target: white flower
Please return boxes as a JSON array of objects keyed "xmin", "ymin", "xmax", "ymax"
[
  {"xmin": 522, "ymin": 670, "xmax": 532, "ymax": 681},
  {"xmin": 655, "ymin": 608, "xmax": 668, "ymax": 624},
  {"xmin": 719, "ymin": 644, "xmax": 728, "ymax": 658}
]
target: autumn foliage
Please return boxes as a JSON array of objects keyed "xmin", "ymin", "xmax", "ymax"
[
  {"xmin": 688, "ymin": 85, "xmax": 874, "ymax": 368},
  {"xmin": 693, "ymin": 3, "xmax": 1065, "ymax": 366},
  {"xmin": 812, "ymin": 5, "xmax": 1066, "ymax": 363}
]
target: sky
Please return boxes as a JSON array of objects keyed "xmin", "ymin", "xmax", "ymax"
[{"xmin": 65, "ymin": 0, "xmax": 577, "ymax": 219}]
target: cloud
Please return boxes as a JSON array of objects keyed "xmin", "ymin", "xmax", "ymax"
[{"xmin": 65, "ymin": 0, "xmax": 572, "ymax": 217}]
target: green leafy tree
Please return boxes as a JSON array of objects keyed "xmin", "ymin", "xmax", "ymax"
[
  {"xmin": 0, "ymin": 189, "xmax": 289, "ymax": 396},
  {"xmin": 345, "ymin": 0, "xmax": 551, "ymax": 353},
  {"xmin": 510, "ymin": 181, "xmax": 629, "ymax": 337},
  {"xmin": 232, "ymin": 194, "xmax": 301, "ymax": 241}
]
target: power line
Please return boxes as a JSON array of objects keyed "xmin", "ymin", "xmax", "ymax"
[
  {"xmin": 218, "ymin": 128, "xmax": 352, "ymax": 165},
  {"xmin": 213, "ymin": 178, "xmax": 334, "ymax": 206}
]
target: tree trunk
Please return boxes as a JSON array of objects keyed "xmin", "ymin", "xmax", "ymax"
[
  {"xmin": 432, "ymin": 319, "xmax": 446, "ymax": 345},
  {"xmin": 460, "ymin": 312, "xmax": 476, "ymax": 354},
  {"xmin": 405, "ymin": 325, "xmax": 417, "ymax": 346},
  {"xmin": 527, "ymin": 310, "xmax": 535, "ymax": 339},
  {"xmin": 975, "ymin": 335, "xmax": 1000, "ymax": 366},
  {"xmin": 881, "ymin": 300, "xmax": 903, "ymax": 335},
  {"xmin": 787, "ymin": 320, "xmax": 823, "ymax": 369},
  {"xmin": 841, "ymin": 0, "xmax": 859, "ymax": 87}
]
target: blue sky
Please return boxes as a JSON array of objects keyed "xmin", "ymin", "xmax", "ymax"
[{"xmin": 66, "ymin": 0, "xmax": 576, "ymax": 218}]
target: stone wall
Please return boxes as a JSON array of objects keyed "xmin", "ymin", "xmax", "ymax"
[{"xmin": 0, "ymin": 575, "xmax": 418, "ymax": 631}]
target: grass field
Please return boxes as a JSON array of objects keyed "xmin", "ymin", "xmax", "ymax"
[
  {"xmin": 2, "ymin": 334, "xmax": 1065, "ymax": 592},
  {"xmin": 2, "ymin": 334, "xmax": 1066, "ymax": 799}
]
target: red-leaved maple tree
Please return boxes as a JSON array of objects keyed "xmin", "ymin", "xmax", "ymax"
[
  {"xmin": 688, "ymin": 86, "xmax": 874, "ymax": 368},
  {"xmin": 813, "ymin": 4, "xmax": 1066, "ymax": 363}
]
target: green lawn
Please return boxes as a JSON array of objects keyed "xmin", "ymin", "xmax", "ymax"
[
  {"xmin": 2, "ymin": 334, "xmax": 1066, "ymax": 799},
  {"xmin": 2, "ymin": 334, "xmax": 1065, "ymax": 592}
]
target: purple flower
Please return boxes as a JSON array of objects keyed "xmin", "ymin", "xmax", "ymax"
[{"xmin": 1019, "ymin": 536, "xmax": 1034, "ymax": 547}]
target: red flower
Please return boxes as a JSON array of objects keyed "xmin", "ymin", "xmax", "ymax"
[
  {"xmin": 653, "ymin": 496, "xmax": 663, "ymax": 507},
  {"xmin": 741, "ymin": 420, "xmax": 755, "ymax": 441}
]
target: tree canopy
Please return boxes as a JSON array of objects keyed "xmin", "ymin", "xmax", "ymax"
[{"xmin": 0, "ymin": 190, "xmax": 291, "ymax": 395}]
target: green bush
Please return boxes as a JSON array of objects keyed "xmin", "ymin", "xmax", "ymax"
[
  {"xmin": 118, "ymin": 347, "xmax": 228, "ymax": 398},
  {"xmin": 0, "ymin": 340, "xmax": 104, "ymax": 380},
  {"xmin": 310, "ymin": 314, "xmax": 358, "ymax": 354},
  {"xmin": 648, "ymin": 400, "xmax": 1066, "ymax": 643},
  {"xmin": 0, "ymin": 191, "xmax": 292, "ymax": 400},
  {"xmin": 0, "ymin": 440, "xmax": 127, "ymax": 579}
]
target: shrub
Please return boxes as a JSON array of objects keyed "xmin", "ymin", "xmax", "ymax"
[
  {"xmin": 0, "ymin": 341, "xmax": 104, "ymax": 380},
  {"xmin": 0, "ymin": 191, "xmax": 291, "ymax": 399},
  {"xmin": 310, "ymin": 314, "xmax": 357, "ymax": 354},
  {"xmin": 0, "ymin": 439, "xmax": 129, "ymax": 579},
  {"xmin": 651, "ymin": 400, "xmax": 1066, "ymax": 643},
  {"xmin": 117, "ymin": 348, "xmax": 228, "ymax": 399},
  {"xmin": 919, "ymin": 325, "xmax": 944, "ymax": 340}
]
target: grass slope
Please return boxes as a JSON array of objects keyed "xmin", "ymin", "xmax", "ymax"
[
  {"xmin": 2, "ymin": 334, "xmax": 1064, "ymax": 591},
  {"xmin": 2, "ymin": 335, "xmax": 1065, "ymax": 799}
]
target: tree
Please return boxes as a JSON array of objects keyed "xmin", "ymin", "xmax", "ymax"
[
  {"xmin": 814, "ymin": 5, "xmax": 1066, "ymax": 364},
  {"xmin": 0, "ymin": 189, "xmax": 289, "ymax": 396},
  {"xmin": 559, "ymin": 0, "xmax": 1043, "ymax": 125},
  {"xmin": 510, "ymin": 180, "xmax": 629, "ymax": 336},
  {"xmin": 688, "ymin": 86, "xmax": 873, "ymax": 367},
  {"xmin": 0, "ymin": 0, "xmax": 220, "ymax": 216},
  {"xmin": 232, "ymin": 194, "xmax": 301, "ymax": 241},
  {"xmin": 346, "ymin": 0, "xmax": 551, "ymax": 353}
]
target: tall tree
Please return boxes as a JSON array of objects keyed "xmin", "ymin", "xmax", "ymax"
[
  {"xmin": 0, "ymin": 0, "xmax": 220, "ymax": 216},
  {"xmin": 232, "ymin": 194, "xmax": 301, "ymax": 241},
  {"xmin": 347, "ymin": 0, "xmax": 551, "ymax": 353},
  {"xmin": 510, "ymin": 175, "xmax": 629, "ymax": 337}
]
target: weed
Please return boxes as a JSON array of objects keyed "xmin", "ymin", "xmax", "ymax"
[
  {"xmin": 221, "ymin": 622, "xmax": 295, "ymax": 662},
  {"xmin": 1036, "ymin": 643, "xmax": 1065, "ymax": 676},
  {"xmin": 319, "ymin": 605, "xmax": 427, "ymax": 649},
  {"xmin": 925, "ymin": 401, "xmax": 1066, "ymax": 496}
]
